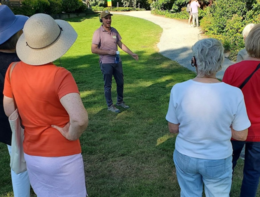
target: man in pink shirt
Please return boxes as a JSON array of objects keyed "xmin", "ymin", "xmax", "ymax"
[
  {"xmin": 91, "ymin": 11, "xmax": 138, "ymax": 113},
  {"xmin": 190, "ymin": 0, "xmax": 200, "ymax": 27}
]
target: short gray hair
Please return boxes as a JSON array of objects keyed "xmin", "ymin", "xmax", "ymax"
[
  {"xmin": 245, "ymin": 24, "xmax": 260, "ymax": 58},
  {"xmin": 192, "ymin": 38, "xmax": 224, "ymax": 76},
  {"xmin": 242, "ymin": 23, "xmax": 255, "ymax": 38}
]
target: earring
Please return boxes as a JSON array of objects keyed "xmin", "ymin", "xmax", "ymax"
[
  {"xmin": 191, "ymin": 56, "xmax": 195, "ymax": 67},
  {"xmin": 191, "ymin": 56, "xmax": 197, "ymax": 67}
]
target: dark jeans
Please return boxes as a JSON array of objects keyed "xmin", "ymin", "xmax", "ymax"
[
  {"xmin": 100, "ymin": 62, "xmax": 124, "ymax": 107},
  {"xmin": 232, "ymin": 140, "xmax": 260, "ymax": 197}
]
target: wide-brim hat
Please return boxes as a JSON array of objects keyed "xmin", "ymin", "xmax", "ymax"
[
  {"xmin": 16, "ymin": 13, "xmax": 77, "ymax": 66},
  {"xmin": 0, "ymin": 5, "xmax": 28, "ymax": 45},
  {"xmin": 100, "ymin": 10, "xmax": 113, "ymax": 18}
]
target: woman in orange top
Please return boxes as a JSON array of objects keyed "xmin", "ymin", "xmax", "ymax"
[{"xmin": 3, "ymin": 14, "xmax": 88, "ymax": 197}]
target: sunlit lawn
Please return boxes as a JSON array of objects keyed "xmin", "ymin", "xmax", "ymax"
[{"xmin": 0, "ymin": 13, "xmax": 257, "ymax": 197}]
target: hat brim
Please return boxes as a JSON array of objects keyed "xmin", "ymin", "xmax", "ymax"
[
  {"xmin": 0, "ymin": 15, "xmax": 28, "ymax": 45},
  {"xmin": 16, "ymin": 20, "xmax": 77, "ymax": 66}
]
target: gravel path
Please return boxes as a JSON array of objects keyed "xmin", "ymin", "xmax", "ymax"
[{"xmin": 111, "ymin": 11, "xmax": 234, "ymax": 79}]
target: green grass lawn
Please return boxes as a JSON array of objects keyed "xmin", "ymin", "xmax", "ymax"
[{"xmin": 0, "ymin": 13, "xmax": 258, "ymax": 197}]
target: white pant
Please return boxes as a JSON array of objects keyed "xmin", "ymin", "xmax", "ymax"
[
  {"xmin": 7, "ymin": 145, "xmax": 30, "ymax": 197},
  {"xmin": 192, "ymin": 12, "xmax": 199, "ymax": 27}
]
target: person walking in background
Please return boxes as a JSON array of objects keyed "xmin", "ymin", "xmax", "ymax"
[
  {"xmin": 166, "ymin": 38, "xmax": 250, "ymax": 197},
  {"xmin": 0, "ymin": 5, "xmax": 30, "ymax": 197},
  {"xmin": 187, "ymin": 0, "xmax": 192, "ymax": 26},
  {"xmin": 190, "ymin": 0, "xmax": 200, "ymax": 27},
  {"xmin": 223, "ymin": 24, "xmax": 260, "ymax": 197},
  {"xmin": 91, "ymin": 10, "xmax": 138, "ymax": 113},
  {"xmin": 3, "ymin": 13, "xmax": 88, "ymax": 197},
  {"xmin": 237, "ymin": 23, "xmax": 255, "ymax": 62}
]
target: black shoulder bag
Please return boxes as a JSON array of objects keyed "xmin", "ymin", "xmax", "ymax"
[{"xmin": 239, "ymin": 63, "xmax": 260, "ymax": 89}]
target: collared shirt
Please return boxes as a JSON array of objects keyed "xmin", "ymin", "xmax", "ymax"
[{"xmin": 92, "ymin": 25, "xmax": 122, "ymax": 64}]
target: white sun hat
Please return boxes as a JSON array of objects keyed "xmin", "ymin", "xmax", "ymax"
[{"xmin": 16, "ymin": 13, "xmax": 77, "ymax": 66}]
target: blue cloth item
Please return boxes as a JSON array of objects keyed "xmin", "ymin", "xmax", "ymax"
[
  {"xmin": 100, "ymin": 61, "xmax": 124, "ymax": 107},
  {"xmin": 174, "ymin": 150, "xmax": 232, "ymax": 197},
  {"xmin": 0, "ymin": 5, "xmax": 28, "ymax": 45},
  {"xmin": 7, "ymin": 145, "xmax": 30, "ymax": 197},
  {"xmin": 232, "ymin": 140, "xmax": 260, "ymax": 197}
]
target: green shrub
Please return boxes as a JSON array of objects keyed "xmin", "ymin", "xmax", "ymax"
[
  {"xmin": 180, "ymin": 6, "xmax": 186, "ymax": 12},
  {"xmin": 103, "ymin": 7, "xmax": 112, "ymax": 11},
  {"xmin": 225, "ymin": 14, "xmax": 245, "ymax": 50},
  {"xmin": 152, "ymin": 9, "xmax": 189, "ymax": 19},
  {"xmin": 91, "ymin": 5, "xmax": 105, "ymax": 11},
  {"xmin": 112, "ymin": 7, "xmax": 134, "ymax": 11},
  {"xmin": 22, "ymin": 0, "xmax": 50, "ymax": 16},
  {"xmin": 198, "ymin": 6, "xmax": 209, "ymax": 19},
  {"xmin": 62, "ymin": 0, "xmax": 81, "ymax": 13},
  {"xmin": 75, "ymin": 1, "xmax": 88, "ymax": 13},
  {"xmin": 209, "ymin": 0, "xmax": 247, "ymax": 34},
  {"xmin": 244, "ymin": 3, "xmax": 260, "ymax": 24},
  {"xmin": 200, "ymin": 14, "xmax": 214, "ymax": 33},
  {"xmin": 135, "ymin": 8, "xmax": 146, "ymax": 11},
  {"xmin": 48, "ymin": 0, "xmax": 63, "ymax": 15},
  {"xmin": 10, "ymin": 6, "xmax": 31, "ymax": 16}
]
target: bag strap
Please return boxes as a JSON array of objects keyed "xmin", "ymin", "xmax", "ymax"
[
  {"xmin": 9, "ymin": 62, "xmax": 24, "ymax": 128},
  {"xmin": 239, "ymin": 63, "xmax": 260, "ymax": 89},
  {"xmin": 9, "ymin": 62, "xmax": 19, "ymax": 106},
  {"xmin": 0, "ymin": 61, "xmax": 18, "ymax": 83}
]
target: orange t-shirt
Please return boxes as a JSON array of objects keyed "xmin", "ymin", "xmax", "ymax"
[{"xmin": 4, "ymin": 62, "xmax": 81, "ymax": 157}]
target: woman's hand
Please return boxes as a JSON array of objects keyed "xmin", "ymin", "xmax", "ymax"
[
  {"xmin": 58, "ymin": 93, "xmax": 88, "ymax": 141},
  {"xmin": 52, "ymin": 122, "xmax": 74, "ymax": 140}
]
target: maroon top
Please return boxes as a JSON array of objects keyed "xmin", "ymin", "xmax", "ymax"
[{"xmin": 92, "ymin": 25, "xmax": 122, "ymax": 64}]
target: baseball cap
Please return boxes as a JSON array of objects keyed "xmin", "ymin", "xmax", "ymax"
[{"xmin": 100, "ymin": 10, "xmax": 113, "ymax": 18}]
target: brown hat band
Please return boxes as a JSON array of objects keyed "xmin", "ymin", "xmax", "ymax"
[{"xmin": 26, "ymin": 26, "xmax": 63, "ymax": 50}]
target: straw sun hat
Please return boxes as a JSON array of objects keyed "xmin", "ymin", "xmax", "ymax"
[{"xmin": 16, "ymin": 13, "xmax": 77, "ymax": 66}]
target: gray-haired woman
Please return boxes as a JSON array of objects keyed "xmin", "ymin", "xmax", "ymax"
[
  {"xmin": 166, "ymin": 38, "xmax": 250, "ymax": 196},
  {"xmin": 237, "ymin": 23, "xmax": 255, "ymax": 62}
]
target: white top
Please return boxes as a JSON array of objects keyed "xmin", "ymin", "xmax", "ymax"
[
  {"xmin": 166, "ymin": 80, "xmax": 251, "ymax": 159},
  {"xmin": 191, "ymin": 1, "xmax": 200, "ymax": 13}
]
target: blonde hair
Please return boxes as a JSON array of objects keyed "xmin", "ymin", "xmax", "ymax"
[
  {"xmin": 245, "ymin": 24, "xmax": 260, "ymax": 58},
  {"xmin": 242, "ymin": 23, "xmax": 255, "ymax": 38},
  {"xmin": 192, "ymin": 38, "xmax": 224, "ymax": 76}
]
